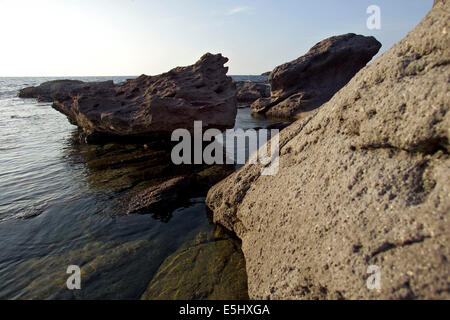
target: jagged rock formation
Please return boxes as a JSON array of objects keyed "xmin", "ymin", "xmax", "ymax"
[
  {"xmin": 20, "ymin": 53, "xmax": 237, "ymax": 142},
  {"xmin": 251, "ymin": 34, "xmax": 381, "ymax": 119},
  {"xmin": 207, "ymin": 1, "xmax": 449, "ymax": 299}
]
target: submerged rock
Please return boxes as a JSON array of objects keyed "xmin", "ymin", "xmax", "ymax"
[
  {"xmin": 251, "ymin": 33, "xmax": 381, "ymax": 118},
  {"xmin": 141, "ymin": 228, "xmax": 248, "ymax": 300},
  {"xmin": 207, "ymin": 1, "xmax": 449, "ymax": 299},
  {"xmin": 20, "ymin": 53, "xmax": 237, "ymax": 142},
  {"xmin": 7, "ymin": 240, "xmax": 150, "ymax": 299}
]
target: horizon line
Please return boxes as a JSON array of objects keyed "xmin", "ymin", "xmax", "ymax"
[{"xmin": 0, "ymin": 74, "xmax": 268, "ymax": 78}]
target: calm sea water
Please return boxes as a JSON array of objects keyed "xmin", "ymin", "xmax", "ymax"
[{"xmin": 0, "ymin": 76, "xmax": 273, "ymax": 299}]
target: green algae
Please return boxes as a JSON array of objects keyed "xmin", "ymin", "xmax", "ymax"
[{"xmin": 141, "ymin": 226, "xmax": 249, "ymax": 300}]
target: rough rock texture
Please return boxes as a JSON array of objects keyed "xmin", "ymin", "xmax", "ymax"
[
  {"xmin": 207, "ymin": 1, "xmax": 449, "ymax": 300},
  {"xmin": 235, "ymin": 81, "xmax": 270, "ymax": 105},
  {"xmin": 251, "ymin": 34, "xmax": 381, "ymax": 119},
  {"xmin": 18, "ymin": 80, "xmax": 114, "ymax": 102},
  {"xmin": 22, "ymin": 53, "xmax": 237, "ymax": 141}
]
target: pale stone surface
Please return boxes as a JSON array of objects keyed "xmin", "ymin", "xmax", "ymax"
[{"xmin": 207, "ymin": 1, "xmax": 449, "ymax": 299}]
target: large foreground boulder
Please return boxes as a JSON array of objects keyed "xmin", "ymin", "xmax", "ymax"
[
  {"xmin": 252, "ymin": 34, "xmax": 381, "ymax": 119},
  {"xmin": 21, "ymin": 53, "xmax": 237, "ymax": 141},
  {"xmin": 207, "ymin": 1, "xmax": 449, "ymax": 299}
]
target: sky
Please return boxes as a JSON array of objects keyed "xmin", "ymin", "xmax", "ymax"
[{"xmin": 0, "ymin": 0, "xmax": 434, "ymax": 76}]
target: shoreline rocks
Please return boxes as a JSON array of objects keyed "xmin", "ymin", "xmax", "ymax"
[
  {"xmin": 235, "ymin": 81, "xmax": 270, "ymax": 105},
  {"xmin": 20, "ymin": 53, "xmax": 237, "ymax": 143},
  {"xmin": 124, "ymin": 164, "xmax": 234, "ymax": 217},
  {"xmin": 251, "ymin": 33, "xmax": 381, "ymax": 119},
  {"xmin": 207, "ymin": 1, "xmax": 449, "ymax": 300},
  {"xmin": 18, "ymin": 80, "xmax": 114, "ymax": 102},
  {"xmin": 125, "ymin": 177, "xmax": 193, "ymax": 215}
]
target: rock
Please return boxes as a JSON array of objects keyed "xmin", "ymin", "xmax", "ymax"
[
  {"xmin": 251, "ymin": 33, "xmax": 381, "ymax": 119},
  {"xmin": 207, "ymin": 1, "xmax": 449, "ymax": 300},
  {"xmin": 141, "ymin": 228, "xmax": 248, "ymax": 300},
  {"xmin": 124, "ymin": 165, "xmax": 235, "ymax": 217},
  {"xmin": 125, "ymin": 177, "xmax": 193, "ymax": 215},
  {"xmin": 8, "ymin": 240, "xmax": 151, "ymax": 299},
  {"xmin": 21, "ymin": 53, "xmax": 237, "ymax": 141},
  {"xmin": 235, "ymin": 81, "xmax": 270, "ymax": 105},
  {"xmin": 18, "ymin": 80, "xmax": 114, "ymax": 102},
  {"xmin": 261, "ymin": 71, "xmax": 271, "ymax": 76},
  {"xmin": 80, "ymin": 144, "xmax": 172, "ymax": 194}
]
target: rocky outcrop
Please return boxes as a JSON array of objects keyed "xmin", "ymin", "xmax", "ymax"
[
  {"xmin": 18, "ymin": 80, "xmax": 114, "ymax": 102},
  {"xmin": 21, "ymin": 53, "xmax": 237, "ymax": 142},
  {"xmin": 235, "ymin": 81, "xmax": 270, "ymax": 105},
  {"xmin": 207, "ymin": 1, "xmax": 449, "ymax": 300},
  {"xmin": 251, "ymin": 34, "xmax": 381, "ymax": 119}
]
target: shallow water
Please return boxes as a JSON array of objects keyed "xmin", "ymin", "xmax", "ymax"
[{"xmin": 0, "ymin": 76, "xmax": 276, "ymax": 299}]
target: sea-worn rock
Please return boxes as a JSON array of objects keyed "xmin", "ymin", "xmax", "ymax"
[
  {"xmin": 207, "ymin": 1, "xmax": 449, "ymax": 299},
  {"xmin": 124, "ymin": 165, "xmax": 234, "ymax": 216},
  {"xmin": 125, "ymin": 177, "xmax": 192, "ymax": 215},
  {"xmin": 21, "ymin": 53, "xmax": 237, "ymax": 142},
  {"xmin": 235, "ymin": 81, "xmax": 270, "ymax": 105},
  {"xmin": 7, "ymin": 240, "xmax": 151, "ymax": 299},
  {"xmin": 251, "ymin": 33, "xmax": 381, "ymax": 119},
  {"xmin": 141, "ymin": 228, "xmax": 248, "ymax": 300},
  {"xmin": 18, "ymin": 80, "xmax": 114, "ymax": 102}
]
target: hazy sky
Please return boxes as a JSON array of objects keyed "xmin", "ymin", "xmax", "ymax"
[{"xmin": 0, "ymin": 0, "xmax": 433, "ymax": 76}]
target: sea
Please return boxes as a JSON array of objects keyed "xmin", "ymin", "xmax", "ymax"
[{"xmin": 0, "ymin": 75, "xmax": 275, "ymax": 299}]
